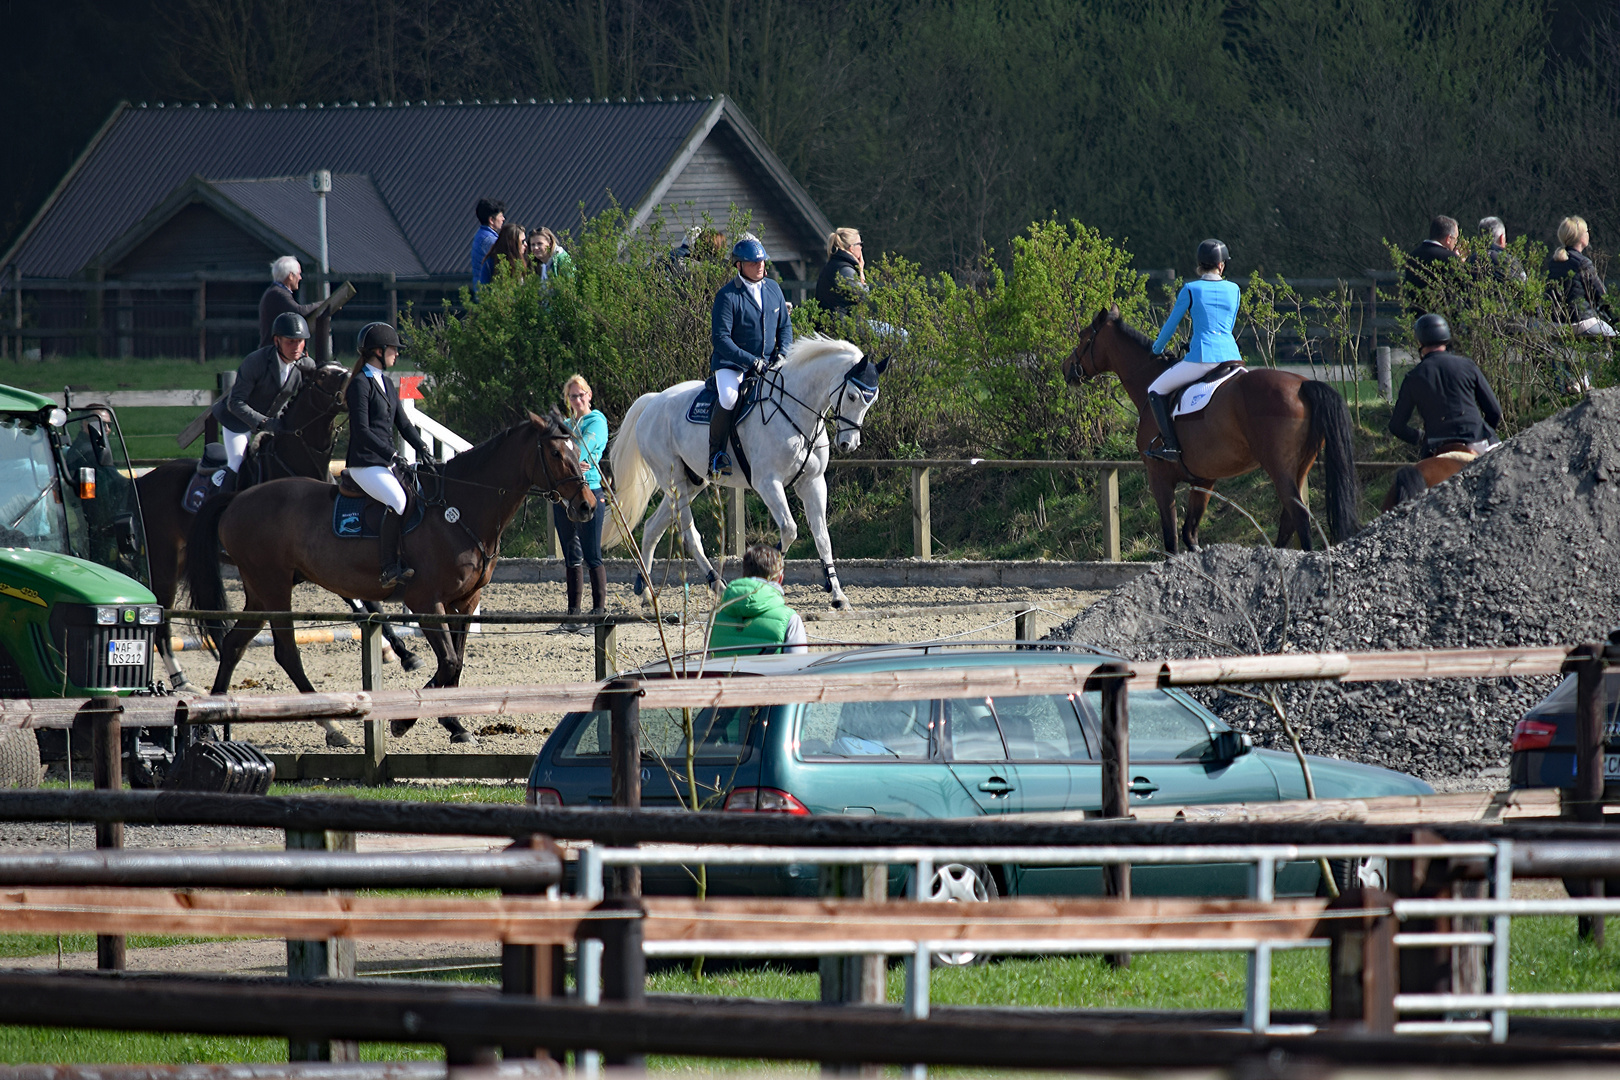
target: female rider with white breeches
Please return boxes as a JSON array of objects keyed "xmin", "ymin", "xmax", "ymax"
[
  {"xmin": 709, "ymin": 235, "xmax": 793, "ymax": 476},
  {"xmin": 346, "ymin": 322, "xmax": 433, "ymax": 587},
  {"xmin": 1145, "ymin": 239, "xmax": 1242, "ymax": 462}
]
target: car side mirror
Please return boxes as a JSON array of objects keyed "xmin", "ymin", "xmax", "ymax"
[
  {"xmin": 1210, "ymin": 729, "xmax": 1252, "ymax": 761},
  {"xmin": 114, "ymin": 512, "xmax": 139, "ymax": 556}
]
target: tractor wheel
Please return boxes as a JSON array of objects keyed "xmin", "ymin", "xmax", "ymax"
[{"xmin": 0, "ymin": 728, "xmax": 42, "ymax": 789}]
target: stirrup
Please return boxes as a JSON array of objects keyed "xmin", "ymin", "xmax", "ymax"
[
  {"xmin": 710, "ymin": 451, "xmax": 733, "ymax": 477},
  {"xmin": 379, "ymin": 563, "xmax": 415, "ymax": 587},
  {"xmin": 1143, "ymin": 445, "xmax": 1182, "ymax": 462}
]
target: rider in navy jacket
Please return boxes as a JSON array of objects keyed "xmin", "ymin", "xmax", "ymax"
[{"xmin": 708, "ymin": 236, "xmax": 793, "ymax": 475}]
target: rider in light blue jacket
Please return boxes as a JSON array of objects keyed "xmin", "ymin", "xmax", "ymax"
[{"xmin": 1145, "ymin": 239, "xmax": 1242, "ymax": 462}]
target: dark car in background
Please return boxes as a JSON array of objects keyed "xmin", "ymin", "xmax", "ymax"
[
  {"xmin": 528, "ymin": 645, "xmax": 1433, "ymax": 899},
  {"xmin": 1509, "ymin": 670, "xmax": 1620, "ymax": 789}
]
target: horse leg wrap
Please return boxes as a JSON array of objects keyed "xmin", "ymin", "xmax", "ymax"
[
  {"xmin": 632, "ymin": 570, "xmax": 646, "ymax": 596},
  {"xmin": 822, "ymin": 563, "xmax": 840, "ymax": 594},
  {"xmin": 706, "ymin": 568, "xmax": 718, "ymax": 587}
]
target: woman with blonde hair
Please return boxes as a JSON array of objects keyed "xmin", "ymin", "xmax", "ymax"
[
  {"xmin": 551, "ymin": 373, "xmax": 609, "ymax": 630},
  {"xmin": 815, "ymin": 227, "xmax": 869, "ymax": 316},
  {"xmin": 1548, "ymin": 216, "xmax": 1616, "ymax": 336},
  {"xmin": 529, "ymin": 226, "xmax": 574, "ymax": 281}
]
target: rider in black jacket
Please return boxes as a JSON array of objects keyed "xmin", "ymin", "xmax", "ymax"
[
  {"xmin": 1389, "ymin": 314, "xmax": 1503, "ymax": 456},
  {"xmin": 346, "ymin": 322, "xmax": 433, "ymax": 587}
]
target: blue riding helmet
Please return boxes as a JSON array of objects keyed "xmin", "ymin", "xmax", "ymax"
[{"xmin": 731, "ymin": 237, "xmax": 768, "ymax": 263}]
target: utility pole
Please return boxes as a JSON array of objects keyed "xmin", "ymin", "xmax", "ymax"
[{"xmin": 310, "ymin": 170, "xmax": 332, "ymax": 361}]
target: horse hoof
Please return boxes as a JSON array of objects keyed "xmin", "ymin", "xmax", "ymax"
[
  {"xmin": 325, "ymin": 729, "xmax": 354, "ymax": 749},
  {"xmin": 398, "ymin": 651, "xmax": 425, "ymax": 673},
  {"xmin": 831, "ymin": 597, "xmax": 848, "ymax": 611},
  {"xmin": 450, "ymin": 732, "xmax": 479, "ymax": 746},
  {"xmin": 390, "ymin": 719, "xmax": 415, "ymax": 738}
]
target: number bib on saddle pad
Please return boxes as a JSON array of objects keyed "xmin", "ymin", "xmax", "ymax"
[
  {"xmin": 685, "ymin": 375, "xmax": 763, "ymax": 425},
  {"xmin": 1171, "ymin": 363, "xmax": 1246, "ymax": 419},
  {"xmin": 331, "ymin": 485, "xmax": 427, "ymax": 539}
]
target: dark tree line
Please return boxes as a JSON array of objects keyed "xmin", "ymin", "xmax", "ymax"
[{"xmin": 4, "ymin": 0, "xmax": 1619, "ymax": 276}]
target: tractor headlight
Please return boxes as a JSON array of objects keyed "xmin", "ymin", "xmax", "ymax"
[
  {"xmin": 95, "ymin": 607, "xmax": 117, "ymax": 626},
  {"xmin": 139, "ymin": 607, "xmax": 162, "ymax": 626}
]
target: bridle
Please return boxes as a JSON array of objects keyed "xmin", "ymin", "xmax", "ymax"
[
  {"xmin": 755, "ymin": 360, "xmax": 880, "ymax": 490},
  {"xmin": 528, "ymin": 424, "xmax": 591, "ymax": 504},
  {"xmin": 1070, "ymin": 328, "xmax": 1101, "ymax": 381}
]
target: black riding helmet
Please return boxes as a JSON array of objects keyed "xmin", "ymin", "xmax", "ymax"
[
  {"xmin": 1197, "ymin": 239, "xmax": 1230, "ymax": 269},
  {"xmin": 1414, "ymin": 313, "xmax": 1451, "ymax": 347},
  {"xmin": 271, "ymin": 312, "xmax": 311, "ymax": 340},
  {"xmin": 356, "ymin": 322, "xmax": 402, "ymax": 354}
]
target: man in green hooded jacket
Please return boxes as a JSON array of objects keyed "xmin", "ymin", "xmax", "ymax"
[{"xmin": 708, "ymin": 545, "xmax": 808, "ymax": 657}]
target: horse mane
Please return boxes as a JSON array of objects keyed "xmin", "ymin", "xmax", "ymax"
[
  {"xmin": 441, "ymin": 411, "xmax": 565, "ymax": 478},
  {"xmin": 780, "ymin": 333, "xmax": 863, "ymax": 369},
  {"xmin": 1105, "ymin": 313, "xmax": 1173, "ymax": 367}
]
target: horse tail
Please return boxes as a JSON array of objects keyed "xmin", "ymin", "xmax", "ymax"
[
  {"xmin": 185, "ymin": 493, "xmax": 235, "ymax": 650},
  {"xmin": 1386, "ymin": 465, "xmax": 1430, "ymax": 512},
  {"xmin": 1301, "ymin": 380, "xmax": 1362, "ymax": 543},
  {"xmin": 601, "ymin": 392, "xmax": 660, "ymax": 551}
]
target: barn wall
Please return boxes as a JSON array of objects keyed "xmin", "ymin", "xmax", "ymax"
[
  {"xmin": 656, "ymin": 128, "xmax": 817, "ymax": 272},
  {"xmin": 109, "ymin": 203, "xmax": 280, "ymax": 279}
]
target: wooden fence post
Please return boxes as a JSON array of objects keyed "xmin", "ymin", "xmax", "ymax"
[
  {"xmin": 1089, "ymin": 663, "xmax": 1131, "ymax": 968},
  {"xmin": 89, "ymin": 695, "xmax": 124, "ymax": 971},
  {"xmin": 1375, "ymin": 347, "xmax": 1393, "ymax": 401},
  {"xmin": 1103, "ymin": 468, "xmax": 1121, "ymax": 562},
  {"xmin": 502, "ymin": 834, "xmax": 566, "ymax": 1062},
  {"xmin": 732, "ymin": 486, "xmax": 746, "ymax": 557},
  {"xmin": 1324, "ymin": 887, "xmax": 1398, "ymax": 1033},
  {"xmin": 195, "ymin": 281, "xmax": 206, "ymax": 365},
  {"xmin": 608, "ymin": 678, "xmax": 641, "ymax": 898},
  {"xmin": 1014, "ymin": 608, "xmax": 1031, "ymax": 643},
  {"xmin": 1567, "ymin": 642, "xmax": 1608, "ymax": 942},
  {"xmin": 360, "ymin": 619, "xmax": 386, "ymax": 784},
  {"xmin": 820, "ymin": 863, "xmax": 887, "ymax": 1076},
  {"xmin": 386, "ymin": 271, "xmax": 398, "ymax": 327},
  {"xmin": 910, "ymin": 467, "xmax": 931, "ymax": 560},
  {"xmin": 594, "ymin": 623, "xmax": 617, "ymax": 681},
  {"xmin": 286, "ymin": 828, "xmax": 358, "ymax": 1062}
]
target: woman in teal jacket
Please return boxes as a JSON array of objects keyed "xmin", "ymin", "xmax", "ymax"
[
  {"xmin": 1145, "ymin": 239, "xmax": 1242, "ymax": 462},
  {"xmin": 553, "ymin": 374, "xmax": 610, "ymax": 629}
]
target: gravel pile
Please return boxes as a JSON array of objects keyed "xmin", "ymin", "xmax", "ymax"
[{"xmin": 1055, "ymin": 389, "xmax": 1620, "ymax": 780}]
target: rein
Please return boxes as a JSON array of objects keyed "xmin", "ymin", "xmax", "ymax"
[{"xmin": 752, "ymin": 362, "xmax": 874, "ymax": 489}]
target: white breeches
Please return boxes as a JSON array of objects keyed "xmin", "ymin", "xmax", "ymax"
[
  {"xmin": 715, "ymin": 368, "xmax": 743, "ymax": 410},
  {"xmin": 223, "ymin": 429, "xmax": 249, "ymax": 472},
  {"xmin": 349, "ymin": 465, "xmax": 407, "ymax": 514},
  {"xmin": 1148, "ymin": 360, "xmax": 1219, "ymax": 397}
]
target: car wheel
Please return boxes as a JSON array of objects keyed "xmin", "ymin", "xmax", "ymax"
[
  {"xmin": 1320, "ymin": 856, "xmax": 1388, "ymax": 896},
  {"xmin": 0, "ymin": 729, "xmax": 42, "ymax": 789},
  {"xmin": 925, "ymin": 862, "xmax": 999, "ymax": 966}
]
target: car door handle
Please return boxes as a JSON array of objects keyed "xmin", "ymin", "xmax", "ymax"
[
  {"xmin": 1129, "ymin": 777, "xmax": 1159, "ymax": 796},
  {"xmin": 977, "ymin": 777, "xmax": 1015, "ymax": 795}
]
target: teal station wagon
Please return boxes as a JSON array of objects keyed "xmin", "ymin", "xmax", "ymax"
[{"xmin": 527, "ymin": 645, "xmax": 1431, "ymax": 899}]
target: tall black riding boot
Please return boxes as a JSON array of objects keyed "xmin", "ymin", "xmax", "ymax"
[
  {"xmin": 1143, "ymin": 392, "xmax": 1182, "ymax": 462},
  {"xmin": 551, "ymin": 564, "xmax": 585, "ymax": 634},
  {"xmin": 588, "ymin": 564, "xmax": 608, "ymax": 615},
  {"xmin": 378, "ymin": 509, "xmax": 414, "ymax": 588},
  {"xmin": 708, "ymin": 400, "xmax": 740, "ymax": 476}
]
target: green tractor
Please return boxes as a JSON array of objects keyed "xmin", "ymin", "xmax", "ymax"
[{"xmin": 0, "ymin": 384, "xmax": 164, "ymax": 787}]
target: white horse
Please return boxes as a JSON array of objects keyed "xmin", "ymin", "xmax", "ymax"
[{"xmin": 603, "ymin": 334, "xmax": 888, "ymax": 609}]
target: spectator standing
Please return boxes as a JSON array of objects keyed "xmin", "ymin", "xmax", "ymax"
[
  {"xmin": 529, "ymin": 227, "xmax": 573, "ymax": 281},
  {"xmin": 708, "ymin": 544, "xmax": 808, "ymax": 657},
  {"xmin": 469, "ymin": 198, "xmax": 506, "ymax": 289},
  {"xmin": 1548, "ymin": 215, "xmax": 1617, "ymax": 336},
  {"xmin": 485, "ymin": 222, "xmax": 528, "ymax": 282},
  {"xmin": 258, "ymin": 256, "xmax": 321, "ymax": 349},
  {"xmin": 1389, "ymin": 314, "xmax": 1502, "ymax": 456},
  {"xmin": 1476, "ymin": 217, "xmax": 1526, "ymax": 283},
  {"xmin": 815, "ymin": 228, "xmax": 869, "ymax": 316},
  {"xmin": 549, "ymin": 374, "xmax": 609, "ymax": 632},
  {"xmin": 1404, "ymin": 215, "xmax": 1464, "ymax": 314}
]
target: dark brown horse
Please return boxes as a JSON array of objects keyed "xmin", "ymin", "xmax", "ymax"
[
  {"xmin": 1063, "ymin": 306, "xmax": 1360, "ymax": 553},
  {"xmin": 1380, "ymin": 445, "xmax": 1478, "ymax": 513},
  {"xmin": 187, "ymin": 411, "xmax": 594, "ymax": 743}
]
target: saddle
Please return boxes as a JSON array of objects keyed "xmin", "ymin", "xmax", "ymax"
[
  {"xmin": 331, "ymin": 468, "xmax": 426, "ymax": 539},
  {"xmin": 1170, "ymin": 362, "xmax": 1246, "ymax": 420},
  {"xmin": 180, "ymin": 443, "xmax": 231, "ymax": 514},
  {"xmin": 686, "ymin": 373, "xmax": 763, "ymax": 425}
]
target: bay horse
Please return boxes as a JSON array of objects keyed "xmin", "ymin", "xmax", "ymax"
[
  {"xmin": 136, "ymin": 363, "xmax": 423, "ymax": 697},
  {"xmin": 1380, "ymin": 446, "xmax": 1478, "ymax": 514},
  {"xmin": 603, "ymin": 335, "xmax": 886, "ymax": 609},
  {"xmin": 187, "ymin": 411, "xmax": 594, "ymax": 744},
  {"xmin": 1063, "ymin": 306, "xmax": 1360, "ymax": 553}
]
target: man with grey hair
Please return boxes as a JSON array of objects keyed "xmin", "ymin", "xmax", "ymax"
[
  {"xmin": 258, "ymin": 256, "xmax": 321, "ymax": 348},
  {"xmin": 1477, "ymin": 216, "xmax": 1526, "ymax": 283},
  {"xmin": 1404, "ymin": 215, "xmax": 1464, "ymax": 315}
]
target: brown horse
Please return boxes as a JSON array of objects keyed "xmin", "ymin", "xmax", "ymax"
[
  {"xmin": 1380, "ymin": 446, "xmax": 1478, "ymax": 514},
  {"xmin": 1063, "ymin": 306, "xmax": 1360, "ymax": 553},
  {"xmin": 187, "ymin": 411, "xmax": 594, "ymax": 742}
]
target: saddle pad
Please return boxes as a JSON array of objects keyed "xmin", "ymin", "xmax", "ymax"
[
  {"xmin": 686, "ymin": 377, "xmax": 761, "ymax": 425},
  {"xmin": 181, "ymin": 466, "xmax": 231, "ymax": 514},
  {"xmin": 1172, "ymin": 365, "xmax": 1246, "ymax": 419},
  {"xmin": 332, "ymin": 492, "xmax": 426, "ymax": 539}
]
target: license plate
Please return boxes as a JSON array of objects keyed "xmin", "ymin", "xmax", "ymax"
[
  {"xmin": 1606, "ymin": 754, "xmax": 1620, "ymax": 780},
  {"xmin": 106, "ymin": 639, "xmax": 146, "ymax": 666}
]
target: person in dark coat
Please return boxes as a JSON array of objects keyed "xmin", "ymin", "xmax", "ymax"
[
  {"xmin": 708, "ymin": 234, "xmax": 793, "ymax": 476},
  {"xmin": 815, "ymin": 228, "xmax": 868, "ymax": 316},
  {"xmin": 1475, "ymin": 217, "xmax": 1526, "ymax": 283},
  {"xmin": 346, "ymin": 322, "xmax": 433, "ymax": 587},
  {"xmin": 258, "ymin": 256, "xmax": 321, "ymax": 348},
  {"xmin": 1390, "ymin": 314, "xmax": 1502, "ymax": 456},
  {"xmin": 1403, "ymin": 215, "xmax": 1464, "ymax": 315},
  {"xmin": 209, "ymin": 311, "xmax": 315, "ymax": 486},
  {"xmin": 1547, "ymin": 215, "xmax": 1617, "ymax": 336}
]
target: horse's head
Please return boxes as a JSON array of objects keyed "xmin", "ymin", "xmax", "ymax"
[
  {"xmin": 529, "ymin": 409, "xmax": 597, "ymax": 523},
  {"xmin": 1063, "ymin": 306, "xmax": 1119, "ymax": 385},
  {"xmin": 831, "ymin": 353, "xmax": 889, "ymax": 452}
]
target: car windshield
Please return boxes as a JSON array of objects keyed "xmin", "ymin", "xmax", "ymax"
[
  {"xmin": 58, "ymin": 409, "xmax": 149, "ymax": 587},
  {"xmin": 556, "ymin": 705, "xmax": 761, "ymax": 764},
  {"xmin": 1081, "ymin": 688, "xmax": 1215, "ymax": 761},
  {"xmin": 800, "ymin": 699, "xmax": 933, "ymax": 759},
  {"xmin": 0, "ymin": 416, "xmax": 70, "ymax": 552}
]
